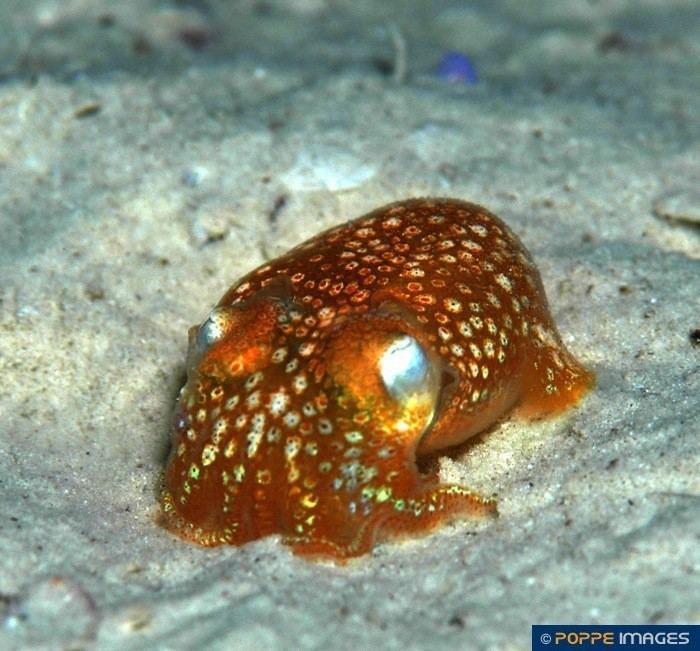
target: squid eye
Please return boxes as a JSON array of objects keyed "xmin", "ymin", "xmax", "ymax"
[
  {"xmin": 196, "ymin": 307, "xmax": 233, "ymax": 351},
  {"xmin": 187, "ymin": 307, "xmax": 237, "ymax": 371},
  {"xmin": 379, "ymin": 335, "xmax": 440, "ymax": 408}
]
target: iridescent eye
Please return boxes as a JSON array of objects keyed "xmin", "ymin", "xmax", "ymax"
[
  {"xmin": 379, "ymin": 335, "xmax": 441, "ymax": 412},
  {"xmin": 187, "ymin": 307, "xmax": 235, "ymax": 370},
  {"xmin": 196, "ymin": 308, "xmax": 232, "ymax": 351}
]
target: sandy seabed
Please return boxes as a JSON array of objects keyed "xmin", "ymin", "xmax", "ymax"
[{"xmin": 1, "ymin": 1, "xmax": 699, "ymax": 649}]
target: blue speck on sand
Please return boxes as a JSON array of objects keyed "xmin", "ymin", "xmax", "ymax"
[{"xmin": 436, "ymin": 52, "xmax": 478, "ymax": 84}]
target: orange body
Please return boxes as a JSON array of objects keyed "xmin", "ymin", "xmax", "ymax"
[{"xmin": 160, "ymin": 198, "xmax": 594, "ymax": 559}]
